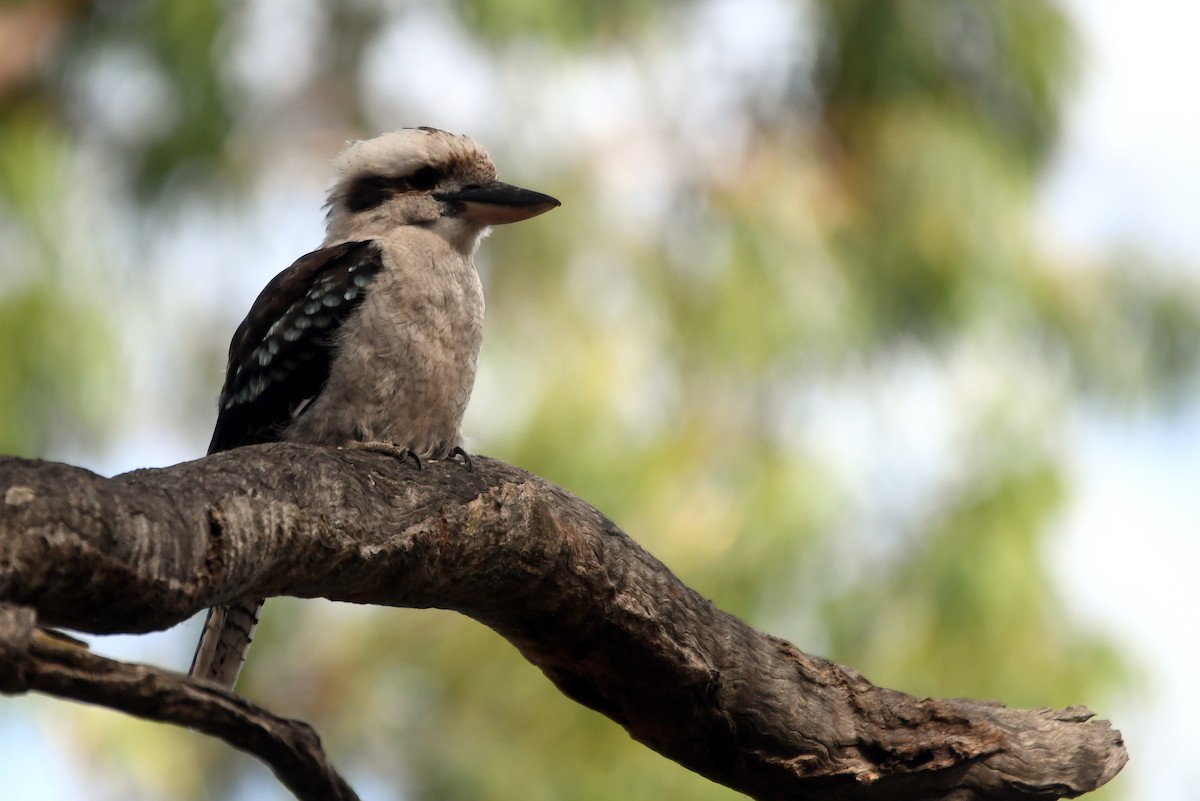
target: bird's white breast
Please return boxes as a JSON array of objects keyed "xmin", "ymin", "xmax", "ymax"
[{"xmin": 283, "ymin": 228, "xmax": 485, "ymax": 457}]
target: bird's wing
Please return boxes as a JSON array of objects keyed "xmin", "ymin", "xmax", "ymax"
[{"xmin": 208, "ymin": 239, "xmax": 385, "ymax": 454}]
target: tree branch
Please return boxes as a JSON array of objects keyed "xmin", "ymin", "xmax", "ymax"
[
  {"xmin": 0, "ymin": 604, "xmax": 357, "ymax": 801},
  {"xmin": 0, "ymin": 445, "xmax": 1126, "ymax": 800}
]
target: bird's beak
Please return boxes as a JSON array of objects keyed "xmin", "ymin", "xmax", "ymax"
[{"xmin": 437, "ymin": 181, "xmax": 561, "ymax": 225}]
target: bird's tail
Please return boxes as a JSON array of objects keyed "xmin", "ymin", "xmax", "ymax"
[{"xmin": 189, "ymin": 599, "xmax": 264, "ymax": 689}]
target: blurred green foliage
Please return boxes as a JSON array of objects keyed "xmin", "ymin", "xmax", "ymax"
[
  {"xmin": 1, "ymin": 0, "xmax": 1196, "ymax": 799},
  {"xmin": 817, "ymin": 0, "xmax": 1076, "ymax": 171},
  {"xmin": 459, "ymin": 0, "xmax": 672, "ymax": 44},
  {"xmin": 55, "ymin": 0, "xmax": 233, "ymax": 196},
  {"xmin": 0, "ymin": 98, "xmax": 115, "ymax": 456}
]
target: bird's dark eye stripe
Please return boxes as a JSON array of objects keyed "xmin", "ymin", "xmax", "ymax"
[
  {"xmin": 344, "ymin": 174, "xmax": 394, "ymax": 212},
  {"xmin": 343, "ymin": 167, "xmax": 443, "ymax": 212}
]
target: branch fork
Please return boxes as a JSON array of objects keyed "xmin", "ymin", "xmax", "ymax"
[{"xmin": 0, "ymin": 446, "xmax": 1127, "ymax": 800}]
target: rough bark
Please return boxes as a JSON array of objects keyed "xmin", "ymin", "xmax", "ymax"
[
  {"xmin": 0, "ymin": 604, "xmax": 358, "ymax": 801},
  {"xmin": 0, "ymin": 445, "xmax": 1127, "ymax": 800}
]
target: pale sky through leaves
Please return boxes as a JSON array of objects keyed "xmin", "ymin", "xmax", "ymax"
[{"xmin": 1040, "ymin": 2, "xmax": 1200, "ymax": 798}]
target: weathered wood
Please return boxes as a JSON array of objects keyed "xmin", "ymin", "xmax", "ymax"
[
  {"xmin": 0, "ymin": 446, "xmax": 1126, "ymax": 800},
  {"xmin": 0, "ymin": 604, "xmax": 357, "ymax": 801}
]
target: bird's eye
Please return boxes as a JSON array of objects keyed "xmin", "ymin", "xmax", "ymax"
[{"xmin": 408, "ymin": 166, "xmax": 441, "ymax": 190}]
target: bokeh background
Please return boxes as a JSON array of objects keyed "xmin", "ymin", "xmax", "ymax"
[{"xmin": 1, "ymin": 1, "xmax": 1197, "ymax": 799}]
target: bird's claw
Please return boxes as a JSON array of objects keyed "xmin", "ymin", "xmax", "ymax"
[
  {"xmin": 345, "ymin": 441, "xmax": 423, "ymax": 469},
  {"xmin": 449, "ymin": 445, "xmax": 474, "ymax": 470}
]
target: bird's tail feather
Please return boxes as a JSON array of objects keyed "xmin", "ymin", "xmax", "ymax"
[{"xmin": 189, "ymin": 599, "xmax": 264, "ymax": 689}]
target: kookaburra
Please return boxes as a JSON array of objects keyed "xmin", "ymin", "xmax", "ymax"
[{"xmin": 190, "ymin": 127, "xmax": 560, "ymax": 688}]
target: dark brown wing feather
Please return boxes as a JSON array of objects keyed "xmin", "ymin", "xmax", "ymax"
[{"xmin": 208, "ymin": 240, "xmax": 384, "ymax": 454}]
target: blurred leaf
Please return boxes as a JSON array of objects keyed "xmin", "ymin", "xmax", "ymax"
[
  {"xmin": 0, "ymin": 282, "xmax": 115, "ymax": 456},
  {"xmin": 53, "ymin": 0, "xmax": 232, "ymax": 198},
  {"xmin": 0, "ymin": 107, "xmax": 116, "ymax": 457},
  {"xmin": 825, "ymin": 453, "xmax": 1128, "ymax": 707},
  {"xmin": 815, "ymin": 0, "xmax": 1077, "ymax": 169},
  {"xmin": 456, "ymin": 0, "xmax": 671, "ymax": 45},
  {"xmin": 1030, "ymin": 261, "xmax": 1200, "ymax": 406}
]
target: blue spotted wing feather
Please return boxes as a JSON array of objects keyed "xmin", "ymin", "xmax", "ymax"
[{"xmin": 208, "ymin": 239, "xmax": 384, "ymax": 454}]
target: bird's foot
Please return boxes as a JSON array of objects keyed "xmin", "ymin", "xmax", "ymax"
[
  {"xmin": 344, "ymin": 441, "xmax": 423, "ymax": 469},
  {"xmin": 448, "ymin": 445, "xmax": 474, "ymax": 470}
]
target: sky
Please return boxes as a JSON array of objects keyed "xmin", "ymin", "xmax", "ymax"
[
  {"xmin": 1040, "ymin": 1, "xmax": 1200, "ymax": 798},
  {"xmin": 1043, "ymin": 0, "xmax": 1200, "ymax": 268}
]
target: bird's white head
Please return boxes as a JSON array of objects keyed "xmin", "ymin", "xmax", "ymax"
[{"xmin": 323, "ymin": 127, "xmax": 560, "ymax": 255}]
